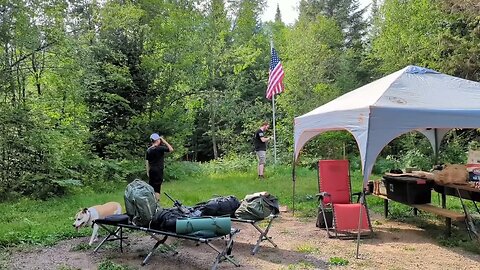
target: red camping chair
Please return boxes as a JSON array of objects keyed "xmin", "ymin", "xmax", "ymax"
[{"xmin": 316, "ymin": 160, "xmax": 373, "ymax": 238}]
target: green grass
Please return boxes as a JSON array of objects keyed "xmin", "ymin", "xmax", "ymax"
[
  {"xmin": 295, "ymin": 243, "xmax": 320, "ymax": 254},
  {"xmin": 284, "ymin": 261, "xmax": 316, "ymax": 270},
  {"xmin": 97, "ymin": 260, "xmax": 134, "ymax": 270},
  {"xmin": 0, "ymin": 186, "xmax": 125, "ymax": 247},
  {"xmin": 328, "ymin": 256, "xmax": 349, "ymax": 266}
]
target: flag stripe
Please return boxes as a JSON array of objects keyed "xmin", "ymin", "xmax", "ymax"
[{"xmin": 266, "ymin": 47, "xmax": 285, "ymax": 99}]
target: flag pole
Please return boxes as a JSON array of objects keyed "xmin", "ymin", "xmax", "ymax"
[
  {"xmin": 270, "ymin": 40, "xmax": 277, "ymax": 164},
  {"xmin": 272, "ymin": 89, "xmax": 277, "ymax": 164}
]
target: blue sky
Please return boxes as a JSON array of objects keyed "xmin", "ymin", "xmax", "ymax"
[{"xmin": 261, "ymin": 0, "xmax": 372, "ymax": 25}]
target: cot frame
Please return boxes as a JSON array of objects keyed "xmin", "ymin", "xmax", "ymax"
[{"xmin": 93, "ymin": 216, "xmax": 240, "ymax": 270}]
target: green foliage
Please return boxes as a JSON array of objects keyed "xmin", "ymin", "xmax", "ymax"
[
  {"xmin": 296, "ymin": 243, "xmax": 320, "ymax": 254},
  {"xmin": 97, "ymin": 260, "xmax": 133, "ymax": 270},
  {"xmin": 69, "ymin": 243, "xmax": 91, "ymax": 252},
  {"xmin": 371, "ymin": 156, "xmax": 401, "ymax": 175},
  {"xmin": 328, "ymin": 256, "xmax": 349, "ymax": 266},
  {"xmin": 286, "ymin": 261, "xmax": 316, "ymax": 269},
  {"xmin": 439, "ymin": 132, "xmax": 469, "ymax": 164},
  {"xmin": 372, "ymin": 0, "xmax": 444, "ymax": 73},
  {"xmin": 201, "ymin": 153, "xmax": 257, "ymax": 174},
  {"xmin": 164, "ymin": 161, "xmax": 203, "ymax": 181}
]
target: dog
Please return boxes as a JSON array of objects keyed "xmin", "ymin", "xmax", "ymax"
[{"xmin": 73, "ymin": 202, "xmax": 122, "ymax": 245}]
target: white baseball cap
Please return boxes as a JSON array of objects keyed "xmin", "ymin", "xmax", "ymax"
[{"xmin": 150, "ymin": 133, "xmax": 161, "ymax": 141}]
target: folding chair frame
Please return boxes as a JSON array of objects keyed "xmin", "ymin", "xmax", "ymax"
[
  {"xmin": 318, "ymin": 192, "xmax": 373, "ymax": 238},
  {"xmin": 232, "ymin": 214, "xmax": 278, "ymax": 255},
  {"xmin": 93, "ymin": 218, "xmax": 240, "ymax": 270},
  {"xmin": 316, "ymin": 160, "xmax": 373, "ymax": 239}
]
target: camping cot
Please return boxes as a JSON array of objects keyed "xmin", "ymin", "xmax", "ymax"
[{"xmin": 92, "ymin": 214, "xmax": 240, "ymax": 270}]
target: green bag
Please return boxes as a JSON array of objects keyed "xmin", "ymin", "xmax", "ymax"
[
  {"xmin": 124, "ymin": 179, "xmax": 160, "ymax": 227},
  {"xmin": 235, "ymin": 192, "xmax": 279, "ymax": 220}
]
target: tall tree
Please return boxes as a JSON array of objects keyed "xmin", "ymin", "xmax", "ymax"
[
  {"xmin": 274, "ymin": 3, "xmax": 282, "ymax": 23},
  {"xmin": 84, "ymin": 1, "xmax": 151, "ymax": 158},
  {"xmin": 194, "ymin": 0, "xmax": 233, "ymax": 159},
  {"xmin": 228, "ymin": 0, "xmax": 271, "ymax": 156},
  {"xmin": 298, "ymin": 0, "xmax": 371, "ymax": 93},
  {"xmin": 436, "ymin": 0, "xmax": 480, "ymax": 81},
  {"xmin": 371, "ymin": 0, "xmax": 444, "ymax": 73},
  {"xmin": 0, "ymin": 0, "xmax": 92, "ymax": 197}
]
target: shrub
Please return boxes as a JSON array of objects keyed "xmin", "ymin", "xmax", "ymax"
[
  {"xmin": 372, "ymin": 156, "xmax": 401, "ymax": 175},
  {"xmin": 202, "ymin": 153, "xmax": 256, "ymax": 174},
  {"xmin": 164, "ymin": 161, "xmax": 203, "ymax": 181}
]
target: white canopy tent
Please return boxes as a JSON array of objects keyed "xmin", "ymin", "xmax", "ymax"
[{"xmin": 294, "ymin": 65, "xmax": 480, "ymax": 186}]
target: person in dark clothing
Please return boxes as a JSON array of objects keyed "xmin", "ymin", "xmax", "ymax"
[
  {"xmin": 146, "ymin": 133, "xmax": 174, "ymax": 200},
  {"xmin": 253, "ymin": 122, "xmax": 270, "ymax": 179}
]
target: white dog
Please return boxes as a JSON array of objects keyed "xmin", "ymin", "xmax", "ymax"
[{"xmin": 73, "ymin": 202, "xmax": 122, "ymax": 245}]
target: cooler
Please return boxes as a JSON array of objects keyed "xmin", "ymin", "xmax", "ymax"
[{"xmin": 382, "ymin": 175, "xmax": 434, "ymax": 204}]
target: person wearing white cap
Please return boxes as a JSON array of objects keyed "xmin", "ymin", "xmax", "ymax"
[{"xmin": 145, "ymin": 133, "xmax": 174, "ymax": 200}]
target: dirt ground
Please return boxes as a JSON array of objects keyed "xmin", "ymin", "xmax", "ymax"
[{"xmin": 6, "ymin": 209, "xmax": 480, "ymax": 270}]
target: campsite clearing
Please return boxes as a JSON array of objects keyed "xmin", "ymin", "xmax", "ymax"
[{"xmin": 6, "ymin": 210, "xmax": 480, "ymax": 270}]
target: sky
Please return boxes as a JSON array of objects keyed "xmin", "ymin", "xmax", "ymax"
[{"xmin": 261, "ymin": 0, "xmax": 372, "ymax": 25}]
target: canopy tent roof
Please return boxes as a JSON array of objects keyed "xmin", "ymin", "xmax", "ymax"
[{"xmin": 294, "ymin": 65, "xmax": 480, "ymax": 184}]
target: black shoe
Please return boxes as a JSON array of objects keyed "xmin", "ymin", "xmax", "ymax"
[{"xmin": 258, "ymin": 175, "xmax": 264, "ymax": 179}]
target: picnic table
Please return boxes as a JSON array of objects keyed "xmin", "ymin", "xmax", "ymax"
[{"xmin": 370, "ymin": 176, "xmax": 476, "ymax": 237}]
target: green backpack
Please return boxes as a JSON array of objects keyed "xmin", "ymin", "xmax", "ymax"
[
  {"xmin": 235, "ymin": 192, "xmax": 279, "ymax": 220},
  {"xmin": 124, "ymin": 179, "xmax": 160, "ymax": 227}
]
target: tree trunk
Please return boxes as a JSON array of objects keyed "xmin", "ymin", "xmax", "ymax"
[{"xmin": 209, "ymin": 90, "xmax": 219, "ymax": 159}]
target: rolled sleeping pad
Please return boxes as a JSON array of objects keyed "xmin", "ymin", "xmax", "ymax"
[{"xmin": 176, "ymin": 217, "xmax": 231, "ymax": 236}]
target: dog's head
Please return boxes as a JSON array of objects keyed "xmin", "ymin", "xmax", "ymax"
[{"xmin": 73, "ymin": 208, "xmax": 90, "ymax": 231}]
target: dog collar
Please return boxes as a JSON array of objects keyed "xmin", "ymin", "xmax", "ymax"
[{"xmin": 88, "ymin": 207, "xmax": 98, "ymax": 228}]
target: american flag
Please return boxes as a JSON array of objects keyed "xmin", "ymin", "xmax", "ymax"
[{"xmin": 266, "ymin": 47, "xmax": 285, "ymax": 100}]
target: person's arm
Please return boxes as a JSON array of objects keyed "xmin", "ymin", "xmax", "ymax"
[
  {"xmin": 260, "ymin": 131, "xmax": 270, "ymax": 143},
  {"xmin": 145, "ymin": 160, "xmax": 150, "ymax": 177},
  {"xmin": 160, "ymin": 136, "xmax": 174, "ymax": 152}
]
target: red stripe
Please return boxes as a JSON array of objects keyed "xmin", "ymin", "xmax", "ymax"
[{"xmin": 266, "ymin": 62, "xmax": 285, "ymax": 99}]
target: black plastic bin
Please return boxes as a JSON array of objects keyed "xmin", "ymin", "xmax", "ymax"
[{"xmin": 383, "ymin": 175, "xmax": 434, "ymax": 204}]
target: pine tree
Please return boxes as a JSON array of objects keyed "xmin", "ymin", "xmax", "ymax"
[{"xmin": 274, "ymin": 3, "xmax": 282, "ymax": 23}]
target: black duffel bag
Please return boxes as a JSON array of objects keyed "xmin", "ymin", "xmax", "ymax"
[
  {"xmin": 194, "ymin": 195, "xmax": 241, "ymax": 217},
  {"xmin": 150, "ymin": 208, "xmax": 188, "ymax": 232}
]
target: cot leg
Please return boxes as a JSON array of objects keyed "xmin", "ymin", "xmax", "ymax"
[
  {"xmin": 206, "ymin": 238, "xmax": 240, "ymax": 268},
  {"xmin": 119, "ymin": 227, "xmax": 123, "ymax": 253},
  {"xmin": 93, "ymin": 235, "xmax": 110, "ymax": 253},
  {"xmin": 142, "ymin": 235, "xmax": 169, "ymax": 266},
  {"xmin": 93, "ymin": 226, "xmax": 123, "ymax": 253},
  {"xmin": 251, "ymin": 219, "xmax": 277, "ymax": 255},
  {"xmin": 142, "ymin": 241, "xmax": 162, "ymax": 266}
]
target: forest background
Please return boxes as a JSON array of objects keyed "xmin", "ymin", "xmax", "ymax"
[{"xmin": 1, "ymin": 0, "xmax": 480, "ymax": 201}]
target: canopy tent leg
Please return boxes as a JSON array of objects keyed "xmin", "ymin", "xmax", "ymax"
[
  {"xmin": 355, "ymin": 191, "xmax": 365, "ymax": 259},
  {"xmin": 292, "ymin": 156, "xmax": 296, "ymax": 215}
]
